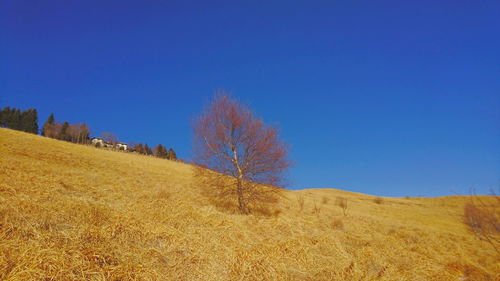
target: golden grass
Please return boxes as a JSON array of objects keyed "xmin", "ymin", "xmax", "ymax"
[{"xmin": 0, "ymin": 128, "xmax": 498, "ymax": 280}]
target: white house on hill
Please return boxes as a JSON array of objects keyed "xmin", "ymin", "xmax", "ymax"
[
  {"xmin": 116, "ymin": 142, "xmax": 128, "ymax": 150},
  {"xmin": 91, "ymin": 138, "xmax": 104, "ymax": 146},
  {"xmin": 91, "ymin": 138, "xmax": 127, "ymax": 150}
]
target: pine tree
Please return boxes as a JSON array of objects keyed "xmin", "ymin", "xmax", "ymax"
[
  {"xmin": 155, "ymin": 144, "xmax": 169, "ymax": 158},
  {"xmin": 168, "ymin": 148, "xmax": 177, "ymax": 160},
  {"xmin": 1, "ymin": 107, "xmax": 11, "ymax": 128},
  {"xmin": 0, "ymin": 107, "xmax": 4, "ymax": 127},
  {"xmin": 0, "ymin": 107, "xmax": 22, "ymax": 130},
  {"xmin": 163, "ymin": 145, "xmax": 168, "ymax": 158},
  {"xmin": 31, "ymin": 109, "xmax": 39, "ymax": 134},
  {"xmin": 42, "ymin": 113, "xmax": 55, "ymax": 136},
  {"xmin": 162, "ymin": 145, "xmax": 168, "ymax": 158},
  {"xmin": 19, "ymin": 110, "xmax": 29, "ymax": 132},
  {"xmin": 134, "ymin": 143, "xmax": 144, "ymax": 154},
  {"xmin": 10, "ymin": 108, "xmax": 21, "ymax": 130},
  {"xmin": 0, "ymin": 107, "xmax": 9, "ymax": 127},
  {"xmin": 19, "ymin": 109, "xmax": 38, "ymax": 134},
  {"xmin": 144, "ymin": 144, "xmax": 153, "ymax": 155},
  {"xmin": 154, "ymin": 144, "xmax": 162, "ymax": 158},
  {"xmin": 60, "ymin": 121, "xmax": 69, "ymax": 141}
]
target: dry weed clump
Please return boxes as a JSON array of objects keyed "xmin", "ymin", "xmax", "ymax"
[
  {"xmin": 463, "ymin": 199, "xmax": 499, "ymax": 254},
  {"xmin": 374, "ymin": 197, "xmax": 384, "ymax": 204},
  {"xmin": 312, "ymin": 202, "xmax": 322, "ymax": 215},
  {"xmin": 445, "ymin": 261, "xmax": 493, "ymax": 281},
  {"xmin": 156, "ymin": 189, "xmax": 171, "ymax": 199},
  {"xmin": 296, "ymin": 194, "xmax": 305, "ymax": 212},
  {"xmin": 249, "ymin": 201, "xmax": 282, "ymax": 217},
  {"xmin": 332, "ymin": 218, "xmax": 344, "ymax": 230},
  {"xmin": 335, "ymin": 196, "xmax": 348, "ymax": 216}
]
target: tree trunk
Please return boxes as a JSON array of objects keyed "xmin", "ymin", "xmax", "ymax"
[
  {"xmin": 232, "ymin": 145, "xmax": 249, "ymax": 215},
  {"xmin": 236, "ymin": 178, "xmax": 248, "ymax": 214}
]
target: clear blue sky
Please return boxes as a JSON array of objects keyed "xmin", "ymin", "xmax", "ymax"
[{"xmin": 1, "ymin": 1, "xmax": 498, "ymax": 197}]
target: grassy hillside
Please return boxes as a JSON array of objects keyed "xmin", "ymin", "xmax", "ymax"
[{"xmin": 0, "ymin": 128, "xmax": 498, "ymax": 280}]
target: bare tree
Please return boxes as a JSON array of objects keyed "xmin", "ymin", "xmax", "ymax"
[
  {"xmin": 68, "ymin": 123, "xmax": 90, "ymax": 144},
  {"xmin": 44, "ymin": 122, "xmax": 62, "ymax": 139},
  {"xmin": 192, "ymin": 92, "xmax": 291, "ymax": 214},
  {"xmin": 78, "ymin": 123, "xmax": 90, "ymax": 144},
  {"xmin": 101, "ymin": 132, "xmax": 118, "ymax": 145}
]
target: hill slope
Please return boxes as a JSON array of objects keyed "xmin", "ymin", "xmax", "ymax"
[{"xmin": 0, "ymin": 128, "xmax": 498, "ymax": 280}]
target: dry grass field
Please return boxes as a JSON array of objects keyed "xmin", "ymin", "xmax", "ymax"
[{"xmin": 0, "ymin": 128, "xmax": 498, "ymax": 280}]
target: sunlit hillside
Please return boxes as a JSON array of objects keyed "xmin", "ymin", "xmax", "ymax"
[{"xmin": 0, "ymin": 128, "xmax": 498, "ymax": 280}]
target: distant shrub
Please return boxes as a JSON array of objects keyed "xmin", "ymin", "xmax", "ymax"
[
  {"xmin": 335, "ymin": 197, "xmax": 348, "ymax": 216},
  {"xmin": 322, "ymin": 196, "xmax": 329, "ymax": 204},
  {"xmin": 374, "ymin": 197, "xmax": 384, "ymax": 204}
]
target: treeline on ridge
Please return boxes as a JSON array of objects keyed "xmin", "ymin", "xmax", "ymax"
[
  {"xmin": 41, "ymin": 113, "xmax": 90, "ymax": 143},
  {"xmin": 1, "ymin": 106, "xmax": 178, "ymax": 161}
]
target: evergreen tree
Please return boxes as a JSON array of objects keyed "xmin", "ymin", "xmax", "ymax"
[
  {"xmin": 2, "ymin": 107, "xmax": 11, "ymax": 128},
  {"xmin": 144, "ymin": 144, "xmax": 153, "ymax": 155},
  {"xmin": 10, "ymin": 108, "xmax": 21, "ymax": 130},
  {"xmin": 42, "ymin": 113, "xmax": 55, "ymax": 136},
  {"xmin": 162, "ymin": 145, "xmax": 168, "ymax": 158},
  {"xmin": 154, "ymin": 144, "xmax": 162, "ymax": 158},
  {"xmin": 0, "ymin": 107, "xmax": 9, "ymax": 127},
  {"xmin": 31, "ymin": 109, "xmax": 39, "ymax": 134},
  {"xmin": 60, "ymin": 121, "xmax": 69, "ymax": 141},
  {"xmin": 134, "ymin": 143, "xmax": 144, "ymax": 154},
  {"xmin": 20, "ymin": 110, "xmax": 29, "ymax": 132},
  {"xmin": 163, "ymin": 146, "xmax": 168, "ymax": 159},
  {"xmin": 168, "ymin": 148, "xmax": 177, "ymax": 160},
  {"xmin": 19, "ymin": 109, "xmax": 38, "ymax": 134},
  {"xmin": 155, "ymin": 144, "xmax": 169, "ymax": 158},
  {"xmin": 19, "ymin": 111, "xmax": 30, "ymax": 132},
  {"xmin": 0, "ymin": 107, "xmax": 4, "ymax": 127}
]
